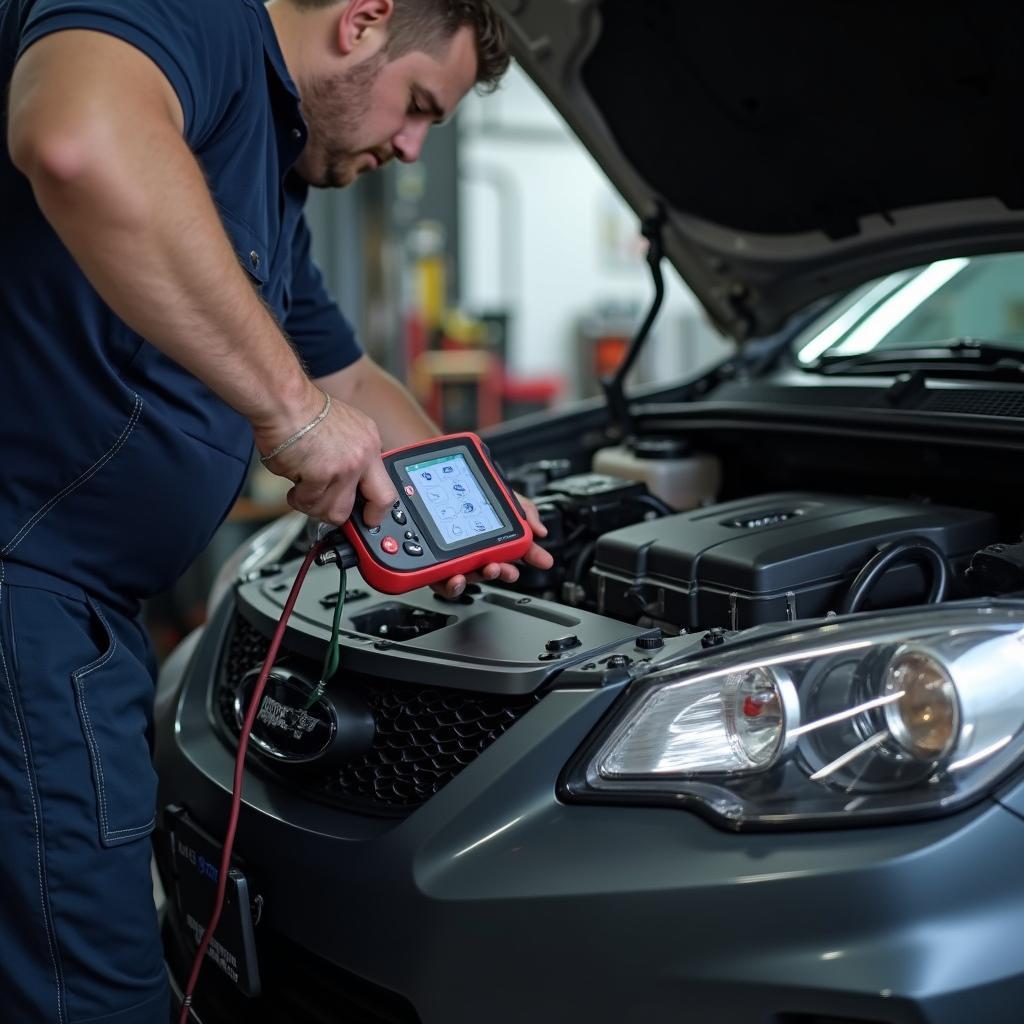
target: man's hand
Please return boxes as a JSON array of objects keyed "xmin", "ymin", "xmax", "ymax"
[
  {"xmin": 255, "ymin": 387, "xmax": 397, "ymax": 527},
  {"xmin": 433, "ymin": 494, "xmax": 554, "ymax": 599}
]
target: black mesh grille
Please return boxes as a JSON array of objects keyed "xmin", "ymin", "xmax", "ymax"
[
  {"xmin": 915, "ymin": 388, "xmax": 1024, "ymax": 418},
  {"xmin": 216, "ymin": 616, "xmax": 541, "ymax": 816}
]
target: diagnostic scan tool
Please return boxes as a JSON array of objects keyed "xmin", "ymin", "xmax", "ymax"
[{"xmin": 342, "ymin": 433, "xmax": 533, "ymax": 594}]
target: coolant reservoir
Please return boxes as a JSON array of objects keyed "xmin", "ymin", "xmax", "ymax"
[{"xmin": 593, "ymin": 438, "xmax": 721, "ymax": 510}]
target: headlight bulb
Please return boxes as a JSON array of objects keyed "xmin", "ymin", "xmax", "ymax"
[
  {"xmin": 883, "ymin": 648, "xmax": 960, "ymax": 760},
  {"xmin": 723, "ymin": 668, "xmax": 794, "ymax": 768}
]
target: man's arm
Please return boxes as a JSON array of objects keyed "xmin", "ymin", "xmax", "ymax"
[
  {"xmin": 7, "ymin": 30, "xmax": 395, "ymax": 526},
  {"xmin": 317, "ymin": 356, "xmax": 439, "ymax": 450}
]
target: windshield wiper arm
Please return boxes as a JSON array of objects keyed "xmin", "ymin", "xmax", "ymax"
[{"xmin": 815, "ymin": 338, "xmax": 1024, "ymax": 376}]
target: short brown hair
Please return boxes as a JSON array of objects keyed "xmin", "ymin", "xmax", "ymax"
[{"xmin": 292, "ymin": 0, "xmax": 510, "ymax": 92}]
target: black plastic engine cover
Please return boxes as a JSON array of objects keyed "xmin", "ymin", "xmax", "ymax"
[{"xmin": 592, "ymin": 493, "xmax": 998, "ymax": 631}]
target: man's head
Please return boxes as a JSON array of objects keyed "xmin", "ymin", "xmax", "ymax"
[{"xmin": 273, "ymin": 0, "xmax": 509, "ymax": 188}]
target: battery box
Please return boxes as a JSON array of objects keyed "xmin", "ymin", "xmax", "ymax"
[{"xmin": 592, "ymin": 493, "xmax": 998, "ymax": 631}]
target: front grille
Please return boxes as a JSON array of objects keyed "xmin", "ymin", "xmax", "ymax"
[{"xmin": 216, "ymin": 616, "xmax": 541, "ymax": 816}]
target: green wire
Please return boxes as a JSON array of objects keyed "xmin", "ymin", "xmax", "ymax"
[{"xmin": 305, "ymin": 564, "xmax": 346, "ymax": 710}]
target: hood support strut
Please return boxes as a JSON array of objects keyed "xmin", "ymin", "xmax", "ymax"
[{"xmin": 602, "ymin": 205, "xmax": 667, "ymax": 438}]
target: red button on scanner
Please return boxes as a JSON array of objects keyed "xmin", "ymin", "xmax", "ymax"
[
  {"xmin": 381, "ymin": 536, "xmax": 399, "ymax": 556},
  {"xmin": 404, "ymin": 485, "xmax": 415, "ymax": 497}
]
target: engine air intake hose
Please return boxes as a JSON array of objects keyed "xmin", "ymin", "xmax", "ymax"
[{"xmin": 840, "ymin": 537, "xmax": 951, "ymax": 615}]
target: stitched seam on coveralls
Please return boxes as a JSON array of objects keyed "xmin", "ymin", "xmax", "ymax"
[
  {"xmin": 72, "ymin": 604, "xmax": 155, "ymax": 841},
  {"xmin": 0, "ymin": 394, "xmax": 143, "ymax": 1016},
  {"xmin": 0, "ymin": 561, "xmax": 67, "ymax": 1023},
  {"xmin": 1, "ymin": 394, "xmax": 142, "ymax": 557}
]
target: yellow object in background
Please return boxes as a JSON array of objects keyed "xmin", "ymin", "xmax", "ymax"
[
  {"xmin": 443, "ymin": 309, "xmax": 489, "ymax": 348},
  {"xmin": 409, "ymin": 220, "xmax": 448, "ymax": 333}
]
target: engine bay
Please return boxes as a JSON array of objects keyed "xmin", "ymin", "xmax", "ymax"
[
  {"xmin": 217, "ymin": 441, "xmax": 1024, "ymax": 815},
  {"xmin": 504, "ymin": 453, "xmax": 1018, "ymax": 630},
  {"xmin": 237, "ymin": 449, "xmax": 1024, "ymax": 694}
]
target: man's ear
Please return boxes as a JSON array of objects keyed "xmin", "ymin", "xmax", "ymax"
[{"xmin": 336, "ymin": 0, "xmax": 395, "ymax": 57}]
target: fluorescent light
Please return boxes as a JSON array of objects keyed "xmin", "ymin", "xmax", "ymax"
[
  {"xmin": 831, "ymin": 258, "xmax": 970, "ymax": 357},
  {"xmin": 796, "ymin": 273, "xmax": 913, "ymax": 364}
]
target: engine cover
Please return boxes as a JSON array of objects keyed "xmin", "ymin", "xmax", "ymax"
[{"xmin": 592, "ymin": 493, "xmax": 998, "ymax": 631}]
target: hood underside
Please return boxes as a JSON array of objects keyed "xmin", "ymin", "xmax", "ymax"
[{"xmin": 493, "ymin": 0, "xmax": 1024, "ymax": 340}]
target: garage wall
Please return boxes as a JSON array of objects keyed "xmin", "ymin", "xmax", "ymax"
[{"xmin": 458, "ymin": 63, "xmax": 731, "ymax": 397}]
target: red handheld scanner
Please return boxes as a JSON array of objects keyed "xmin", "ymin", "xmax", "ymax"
[{"xmin": 341, "ymin": 433, "xmax": 533, "ymax": 595}]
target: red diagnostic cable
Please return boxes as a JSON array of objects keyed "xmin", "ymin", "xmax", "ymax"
[{"xmin": 178, "ymin": 540, "xmax": 327, "ymax": 1024}]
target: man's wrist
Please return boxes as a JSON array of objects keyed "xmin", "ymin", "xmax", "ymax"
[
  {"xmin": 259, "ymin": 391, "xmax": 331, "ymax": 465},
  {"xmin": 249, "ymin": 368, "xmax": 324, "ymax": 442}
]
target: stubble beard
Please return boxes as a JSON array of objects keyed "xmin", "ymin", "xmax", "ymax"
[{"xmin": 298, "ymin": 53, "xmax": 387, "ymax": 189}]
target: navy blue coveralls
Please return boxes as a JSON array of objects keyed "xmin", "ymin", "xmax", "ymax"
[{"xmin": 0, "ymin": 1, "xmax": 363, "ymax": 1020}]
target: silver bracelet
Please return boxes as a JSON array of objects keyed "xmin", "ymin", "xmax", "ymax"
[{"xmin": 259, "ymin": 391, "xmax": 332, "ymax": 465}]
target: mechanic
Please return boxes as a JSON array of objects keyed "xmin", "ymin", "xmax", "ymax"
[{"xmin": 0, "ymin": 0, "xmax": 552, "ymax": 1021}]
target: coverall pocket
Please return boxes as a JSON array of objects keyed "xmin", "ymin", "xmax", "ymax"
[{"xmin": 70, "ymin": 596, "xmax": 158, "ymax": 848}]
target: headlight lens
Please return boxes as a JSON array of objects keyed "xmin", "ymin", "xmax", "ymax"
[
  {"xmin": 597, "ymin": 666, "xmax": 799, "ymax": 776},
  {"xmin": 569, "ymin": 606, "xmax": 1024, "ymax": 829}
]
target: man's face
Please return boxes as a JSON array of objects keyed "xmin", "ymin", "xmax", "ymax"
[{"xmin": 294, "ymin": 25, "xmax": 479, "ymax": 189}]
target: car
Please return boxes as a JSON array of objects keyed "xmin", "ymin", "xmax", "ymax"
[{"xmin": 155, "ymin": 3, "xmax": 1024, "ymax": 1022}]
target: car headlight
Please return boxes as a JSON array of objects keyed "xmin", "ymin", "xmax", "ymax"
[
  {"xmin": 207, "ymin": 513, "xmax": 307, "ymax": 613},
  {"xmin": 564, "ymin": 606, "xmax": 1024, "ymax": 829}
]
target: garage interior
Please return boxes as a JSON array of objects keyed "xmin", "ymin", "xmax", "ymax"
[{"xmin": 8, "ymin": 2, "xmax": 1024, "ymax": 1021}]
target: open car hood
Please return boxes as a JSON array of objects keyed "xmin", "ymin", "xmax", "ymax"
[{"xmin": 493, "ymin": 0, "xmax": 1024, "ymax": 341}]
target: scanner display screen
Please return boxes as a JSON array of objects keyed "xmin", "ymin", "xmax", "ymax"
[{"xmin": 404, "ymin": 453, "xmax": 503, "ymax": 546}]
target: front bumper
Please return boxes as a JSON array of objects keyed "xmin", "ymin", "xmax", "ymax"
[{"xmin": 155, "ymin": 597, "xmax": 1024, "ymax": 1024}]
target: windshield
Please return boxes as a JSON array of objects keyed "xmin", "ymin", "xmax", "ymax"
[{"xmin": 794, "ymin": 252, "xmax": 1024, "ymax": 364}]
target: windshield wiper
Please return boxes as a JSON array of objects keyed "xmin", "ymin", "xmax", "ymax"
[{"xmin": 814, "ymin": 338, "xmax": 1024, "ymax": 377}]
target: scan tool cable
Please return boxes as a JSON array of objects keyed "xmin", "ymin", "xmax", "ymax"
[
  {"xmin": 178, "ymin": 538, "xmax": 338, "ymax": 1024},
  {"xmin": 304, "ymin": 560, "xmax": 348, "ymax": 710}
]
